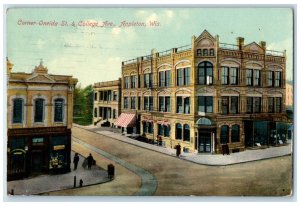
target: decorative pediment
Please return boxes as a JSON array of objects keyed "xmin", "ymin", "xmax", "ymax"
[
  {"xmin": 266, "ymin": 63, "xmax": 283, "ymax": 70},
  {"xmin": 244, "ymin": 42, "xmax": 264, "ymax": 53},
  {"xmin": 220, "ymin": 59, "xmax": 241, "ymax": 67},
  {"xmin": 195, "ymin": 30, "xmax": 216, "ymax": 47},
  {"xmin": 143, "ymin": 67, "xmax": 151, "ymax": 74},
  {"xmin": 158, "ymin": 63, "xmax": 172, "ymax": 71},
  {"xmin": 265, "ymin": 89, "xmax": 283, "ymax": 97},
  {"xmin": 174, "ymin": 60, "xmax": 191, "ymax": 68},
  {"xmin": 220, "ymin": 88, "xmax": 240, "ymax": 95},
  {"xmin": 196, "ymin": 87, "xmax": 215, "ymax": 94},
  {"xmin": 158, "ymin": 89, "xmax": 171, "ymax": 96},
  {"xmin": 246, "ymin": 88, "xmax": 263, "ymax": 96},
  {"xmin": 245, "ymin": 61, "xmax": 263, "ymax": 69},
  {"xmin": 26, "ymin": 74, "xmax": 55, "ymax": 83},
  {"xmin": 175, "ymin": 88, "xmax": 192, "ymax": 95}
]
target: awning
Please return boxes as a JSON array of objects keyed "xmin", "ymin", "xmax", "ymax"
[{"xmin": 114, "ymin": 113, "xmax": 136, "ymax": 128}]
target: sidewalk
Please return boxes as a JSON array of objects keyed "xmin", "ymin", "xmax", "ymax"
[
  {"xmin": 75, "ymin": 124, "xmax": 292, "ymax": 166},
  {"xmin": 7, "ymin": 152, "xmax": 110, "ymax": 195}
]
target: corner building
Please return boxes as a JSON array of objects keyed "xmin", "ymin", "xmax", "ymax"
[
  {"xmin": 120, "ymin": 30, "xmax": 288, "ymax": 154},
  {"xmin": 7, "ymin": 59, "xmax": 78, "ymax": 180}
]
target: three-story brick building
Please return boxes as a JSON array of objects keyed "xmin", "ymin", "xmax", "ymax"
[{"xmin": 118, "ymin": 30, "xmax": 288, "ymax": 154}]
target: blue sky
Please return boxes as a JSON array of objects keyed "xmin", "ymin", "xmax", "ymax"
[{"xmin": 6, "ymin": 8, "xmax": 293, "ymax": 87}]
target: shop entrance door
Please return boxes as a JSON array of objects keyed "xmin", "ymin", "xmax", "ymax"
[
  {"xmin": 31, "ymin": 151, "xmax": 44, "ymax": 174},
  {"xmin": 199, "ymin": 132, "xmax": 211, "ymax": 153}
]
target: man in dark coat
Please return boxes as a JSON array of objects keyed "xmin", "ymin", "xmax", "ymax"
[
  {"xmin": 73, "ymin": 153, "xmax": 80, "ymax": 170},
  {"xmin": 87, "ymin": 153, "xmax": 94, "ymax": 170},
  {"xmin": 175, "ymin": 143, "xmax": 181, "ymax": 157}
]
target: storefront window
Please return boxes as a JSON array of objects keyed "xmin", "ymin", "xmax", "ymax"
[
  {"xmin": 231, "ymin": 125, "xmax": 240, "ymax": 142},
  {"xmin": 220, "ymin": 125, "xmax": 229, "ymax": 144},
  {"xmin": 49, "ymin": 136, "xmax": 67, "ymax": 170},
  {"xmin": 183, "ymin": 124, "xmax": 190, "ymax": 142}
]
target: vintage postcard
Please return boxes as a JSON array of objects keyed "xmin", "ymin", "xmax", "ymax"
[{"xmin": 5, "ymin": 6, "xmax": 294, "ymax": 198}]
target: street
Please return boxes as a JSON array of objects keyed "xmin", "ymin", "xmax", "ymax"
[{"xmin": 44, "ymin": 126, "xmax": 292, "ymax": 196}]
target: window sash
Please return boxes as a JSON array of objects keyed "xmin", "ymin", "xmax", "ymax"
[
  {"xmin": 177, "ymin": 97, "xmax": 183, "ymax": 113},
  {"xmin": 275, "ymin": 72, "xmax": 281, "ymax": 87},
  {"xmin": 246, "ymin": 97, "xmax": 253, "ymax": 113},
  {"xmin": 221, "ymin": 97, "xmax": 229, "ymax": 115},
  {"xmin": 159, "ymin": 71, "xmax": 165, "ymax": 87},
  {"xmin": 246, "ymin": 69, "xmax": 253, "ymax": 86},
  {"xmin": 131, "ymin": 97, "xmax": 136, "ymax": 109},
  {"xmin": 124, "ymin": 97, "xmax": 128, "ymax": 109},
  {"xmin": 253, "ymin": 97, "xmax": 261, "ymax": 113},
  {"xmin": 165, "ymin": 70, "xmax": 171, "ymax": 87},
  {"xmin": 230, "ymin": 96, "xmax": 238, "ymax": 114},
  {"xmin": 221, "ymin": 67, "xmax": 229, "ymax": 85},
  {"xmin": 268, "ymin": 71, "xmax": 273, "ymax": 86},
  {"xmin": 268, "ymin": 97, "xmax": 274, "ymax": 113},
  {"xmin": 230, "ymin": 68, "xmax": 238, "ymax": 85},
  {"xmin": 184, "ymin": 67, "xmax": 190, "ymax": 85},
  {"xmin": 54, "ymin": 99, "xmax": 63, "ymax": 122},
  {"xmin": 165, "ymin": 97, "xmax": 171, "ymax": 112},
  {"xmin": 184, "ymin": 97, "xmax": 190, "ymax": 114},
  {"xmin": 159, "ymin": 96, "xmax": 164, "ymax": 112},
  {"xmin": 13, "ymin": 99, "xmax": 23, "ymax": 123},
  {"xmin": 177, "ymin": 69, "xmax": 183, "ymax": 86},
  {"xmin": 34, "ymin": 99, "xmax": 44, "ymax": 122},
  {"xmin": 275, "ymin": 97, "xmax": 281, "ymax": 113},
  {"xmin": 254, "ymin": 70, "xmax": 260, "ymax": 86}
]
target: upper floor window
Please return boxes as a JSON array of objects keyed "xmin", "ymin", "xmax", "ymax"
[
  {"xmin": 131, "ymin": 76, "xmax": 137, "ymax": 88},
  {"xmin": 268, "ymin": 71, "xmax": 274, "ymax": 87},
  {"xmin": 13, "ymin": 98, "xmax": 23, "ymax": 123},
  {"xmin": 209, "ymin": 49, "xmax": 214, "ymax": 56},
  {"xmin": 275, "ymin": 71, "xmax": 282, "ymax": 87},
  {"xmin": 176, "ymin": 96, "xmax": 190, "ymax": 114},
  {"xmin": 94, "ymin": 92, "xmax": 97, "ymax": 101},
  {"xmin": 198, "ymin": 61, "xmax": 213, "ymax": 85},
  {"xmin": 176, "ymin": 67, "xmax": 190, "ymax": 86},
  {"xmin": 198, "ymin": 96, "xmax": 213, "ymax": 113},
  {"xmin": 197, "ymin": 49, "xmax": 201, "ymax": 56},
  {"xmin": 113, "ymin": 91, "xmax": 118, "ymax": 101},
  {"xmin": 124, "ymin": 97, "xmax": 129, "ymax": 109},
  {"xmin": 246, "ymin": 69, "xmax": 260, "ymax": 86},
  {"xmin": 246, "ymin": 97, "xmax": 261, "ymax": 113},
  {"xmin": 159, "ymin": 70, "xmax": 171, "ymax": 87},
  {"xmin": 246, "ymin": 69, "xmax": 253, "ymax": 86},
  {"xmin": 221, "ymin": 96, "xmax": 239, "ymax": 114},
  {"xmin": 54, "ymin": 99, "xmax": 64, "ymax": 122},
  {"xmin": 144, "ymin": 73, "xmax": 152, "ymax": 88},
  {"xmin": 131, "ymin": 97, "xmax": 136, "ymax": 109},
  {"xmin": 34, "ymin": 98, "xmax": 45, "ymax": 123},
  {"xmin": 254, "ymin": 70, "xmax": 261, "ymax": 86},
  {"xmin": 269, "ymin": 97, "xmax": 282, "ymax": 113},
  {"xmin": 159, "ymin": 96, "xmax": 171, "ymax": 112},
  {"xmin": 230, "ymin": 67, "xmax": 238, "ymax": 85},
  {"xmin": 144, "ymin": 96, "xmax": 153, "ymax": 111},
  {"xmin": 203, "ymin": 49, "xmax": 208, "ymax": 56},
  {"xmin": 221, "ymin": 67, "xmax": 229, "ymax": 85},
  {"xmin": 124, "ymin": 76, "xmax": 130, "ymax": 89}
]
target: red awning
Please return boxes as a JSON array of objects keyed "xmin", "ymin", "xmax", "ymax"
[{"xmin": 114, "ymin": 113, "xmax": 136, "ymax": 128}]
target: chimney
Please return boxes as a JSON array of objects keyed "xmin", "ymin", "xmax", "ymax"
[
  {"xmin": 259, "ymin": 41, "xmax": 266, "ymax": 51},
  {"xmin": 236, "ymin": 37, "xmax": 244, "ymax": 50}
]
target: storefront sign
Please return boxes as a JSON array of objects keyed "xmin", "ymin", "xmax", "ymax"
[{"xmin": 53, "ymin": 145, "xmax": 65, "ymax": 150}]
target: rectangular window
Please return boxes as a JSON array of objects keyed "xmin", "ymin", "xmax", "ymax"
[
  {"xmin": 149, "ymin": 96, "xmax": 153, "ymax": 111},
  {"xmin": 34, "ymin": 99, "xmax": 44, "ymax": 122},
  {"xmin": 164, "ymin": 125, "xmax": 170, "ymax": 137},
  {"xmin": 165, "ymin": 70, "xmax": 171, "ymax": 87},
  {"xmin": 176, "ymin": 96, "xmax": 183, "ymax": 113},
  {"xmin": 268, "ymin": 71, "xmax": 274, "ymax": 87},
  {"xmin": 246, "ymin": 69, "xmax": 253, "ymax": 86},
  {"xmin": 159, "ymin": 96, "xmax": 164, "ymax": 112},
  {"xmin": 230, "ymin": 67, "xmax": 238, "ymax": 85},
  {"xmin": 184, "ymin": 97, "xmax": 190, "ymax": 114},
  {"xmin": 131, "ymin": 76, "xmax": 136, "ymax": 88},
  {"xmin": 198, "ymin": 96, "xmax": 213, "ymax": 113},
  {"xmin": 184, "ymin": 67, "xmax": 190, "ymax": 85},
  {"xmin": 197, "ymin": 49, "xmax": 201, "ymax": 56},
  {"xmin": 94, "ymin": 92, "xmax": 97, "ymax": 101},
  {"xmin": 159, "ymin": 71, "xmax": 165, "ymax": 87},
  {"xmin": 177, "ymin": 69, "xmax": 183, "ymax": 86},
  {"xmin": 54, "ymin": 99, "xmax": 63, "ymax": 122},
  {"xmin": 254, "ymin": 70, "xmax": 260, "ymax": 86},
  {"xmin": 253, "ymin": 97, "xmax": 261, "ymax": 113},
  {"xmin": 113, "ymin": 91, "xmax": 118, "ymax": 101},
  {"xmin": 230, "ymin": 96, "xmax": 238, "ymax": 114},
  {"xmin": 165, "ymin": 96, "xmax": 171, "ymax": 112},
  {"xmin": 268, "ymin": 97, "xmax": 274, "ymax": 113},
  {"xmin": 221, "ymin": 67, "xmax": 229, "ymax": 85},
  {"xmin": 246, "ymin": 97, "xmax": 253, "ymax": 113},
  {"xmin": 275, "ymin": 71, "xmax": 281, "ymax": 87},
  {"xmin": 144, "ymin": 96, "xmax": 148, "ymax": 110},
  {"xmin": 131, "ymin": 97, "xmax": 136, "ymax": 109},
  {"xmin": 124, "ymin": 97, "xmax": 128, "ymax": 109},
  {"xmin": 13, "ymin": 99, "xmax": 23, "ymax": 123},
  {"xmin": 198, "ymin": 67, "xmax": 205, "ymax": 85},
  {"xmin": 138, "ymin": 97, "xmax": 141, "ymax": 110},
  {"xmin": 221, "ymin": 96, "xmax": 229, "ymax": 115},
  {"xmin": 144, "ymin": 73, "xmax": 152, "ymax": 88},
  {"xmin": 124, "ymin": 76, "xmax": 130, "ymax": 89},
  {"xmin": 275, "ymin": 97, "xmax": 282, "ymax": 113},
  {"xmin": 100, "ymin": 91, "xmax": 103, "ymax": 100}
]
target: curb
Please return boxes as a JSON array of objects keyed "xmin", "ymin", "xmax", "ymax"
[{"xmin": 73, "ymin": 125, "xmax": 292, "ymax": 167}]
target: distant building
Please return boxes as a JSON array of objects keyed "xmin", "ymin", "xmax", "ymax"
[
  {"xmin": 117, "ymin": 30, "xmax": 289, "ymax": 154},
  {"xmin": 93, "ymin": 79, "xmax": 121, "ymax": 127},
  {"xmin": 7, "ymin": 59, "xmax": 77, "ymax": 180},
  {"xmin": 286, "ymin": 82, "xmax": 293, "ymax": 108}
]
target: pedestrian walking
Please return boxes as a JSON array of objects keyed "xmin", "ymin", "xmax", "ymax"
[
  {"xmin": 73, "ymin": 153, "xmax": 79, "ymax": 170},
  {"xmin": 175, "ymin": 143, "xmax": 181, "ymax": 157},
  {"xmin": 87, "ymin": 153, "xmax": 94, "ymax": 170}
]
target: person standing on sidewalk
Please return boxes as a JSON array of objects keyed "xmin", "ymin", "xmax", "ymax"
[
  {"xmin": 73, "ymin": 153, "xmax": 79, "ymax": 170},
  {"xmin": 87, "ymin": 153, "xmax": 94, "ymax": 170}
]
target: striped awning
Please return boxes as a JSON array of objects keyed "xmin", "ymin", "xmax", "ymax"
[{"xmin": 114, "ymin": 113, "xmax": 136, "ymax": 128}]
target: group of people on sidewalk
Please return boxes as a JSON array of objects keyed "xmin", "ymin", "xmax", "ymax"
[{"xmin": 73, "ymin": 153, "xmax": 95, "ymax": 170}]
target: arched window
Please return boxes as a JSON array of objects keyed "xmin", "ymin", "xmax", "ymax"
[
  {"xmin": 13, "ymin": 98, "xmax": 23, "ymax": 123},
  {"xmin": 54, "ymin": 98, "xmax": 64, "ymax": 122},
  {"xmin": 231, "ymin": 125, "xmax": 240, "ymax": 142},
  {"xmin": 220, "ymin": 125, "xmax": 229, "ymax": 144},
  {"xmin": 183, "ymin": 124, "xmax": 190, "ymax": 141},
  {"xmin": 34, "ymin": 98, "xmax": 45, "ymax": 123},
  {"xmin": 198, "ymin": 61, "xmax": 213, "ymax": 85},
  {"xmin": 176, "ymin": 123, "xmax": 182, "ymax": 140}
]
